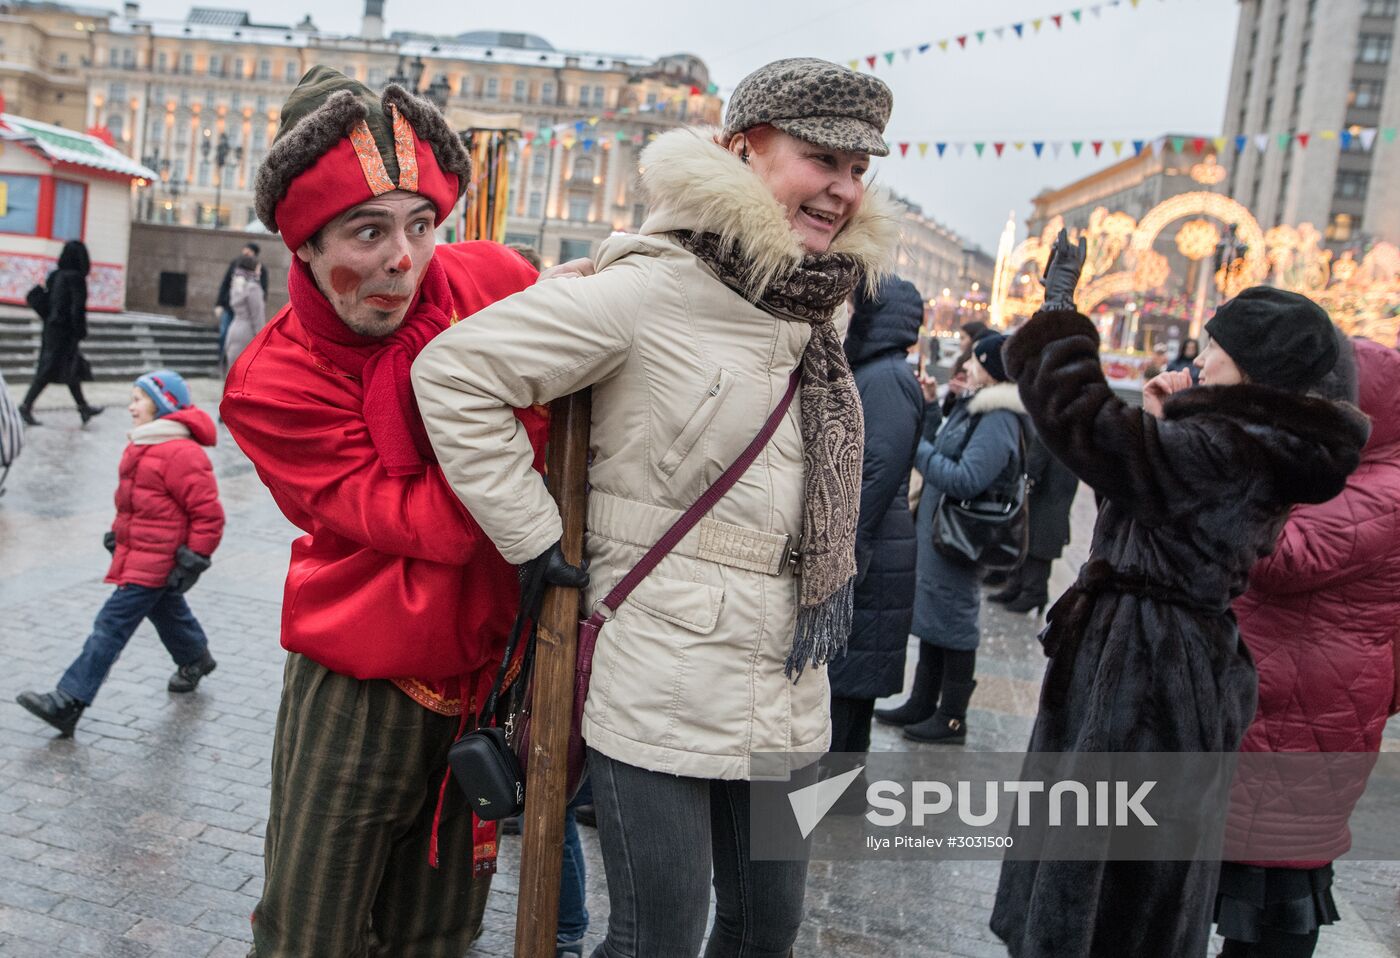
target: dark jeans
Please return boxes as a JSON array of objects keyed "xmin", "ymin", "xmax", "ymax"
[
  {"xmin": 1220, "ymin": 930, "xmax": 1321, "ymax": 958},
  {"xmin": 218, "ymin": 307, "xmax": 234, "ymax": 358},
  {"xmin": 586, "ymin": 748, "xmax": 810, "ymax": 958},
  {"xmin": 58, "ymin": 584, "xmax": 210, "ymax": 704}
]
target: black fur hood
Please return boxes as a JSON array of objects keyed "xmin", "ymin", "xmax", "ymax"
[{"xmin": 1162, "ymin": 383, "xmax": 1370, "ymax": 506}]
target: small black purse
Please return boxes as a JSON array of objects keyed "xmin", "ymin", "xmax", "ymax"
[{"xmin": 931, "ymin": 417, "xmax": 1029, "ymax": 571}]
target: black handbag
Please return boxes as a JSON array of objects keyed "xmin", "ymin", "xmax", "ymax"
[
  {"xmin": 25, "ymin": 283, "xmax": 49, "ymax": 320},
  {"xmin": 931, "ymin": 415, "xmax": 1029, "ymax": 571}
]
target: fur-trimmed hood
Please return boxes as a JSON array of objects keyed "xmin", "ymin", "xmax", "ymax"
[
  {"xmin": 638, "ymin": 126, "xmax": 899, "ymax": 299},
  {"xmin": 967, "ymin": 381, "xmax": 1026, "ymax": 416},
  {"xmin": 1162, "ymin": 382, "xmax": 1370, "ymax": 506}
]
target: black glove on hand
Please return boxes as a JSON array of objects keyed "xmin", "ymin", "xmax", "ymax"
[
  {"xmin": 1041, "ymin": 228, "xmax": 1088, "ymax": 313},
  {"xmin": 167, "ymin": 545, "xmax": 212, "ymax": 595},
  {"xmin": 103, "ymin": 531, "xmax": 116, "ymax": 554},
  {"xmin": 519, "ymin": 541, "xmax": 590, "ymax": 622}
]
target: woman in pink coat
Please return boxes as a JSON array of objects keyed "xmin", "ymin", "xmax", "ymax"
[{"xmin": 1217, "ymin": 336, "xmax": 1400, "ymax": 958}]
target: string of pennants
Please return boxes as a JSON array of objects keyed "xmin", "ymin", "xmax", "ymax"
[
  {"xmin": 848, "ymin": 0, "xmax": 1159, "ymax": 72},
  {"xmin": 514, "ymin": 96, "xmax": 718, "ymax": 150},
  {"xmin": 880, "ymin": 128, "xmax": 1399, "ymax": 159}
]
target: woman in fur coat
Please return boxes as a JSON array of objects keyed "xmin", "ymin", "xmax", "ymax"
[
  {"xmin": 875, "ymin": 331, "xmax": 1025, "ymax": 745},
  {"xmin": 414, "ymin": 59, "xmax": 898, "ymax": 957},
  {"xmin": 989, "ymin": 233, "xmax": 1370, "ymax": 958}
]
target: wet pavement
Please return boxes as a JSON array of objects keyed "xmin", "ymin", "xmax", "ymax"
[{"xmin": 1, "ymin": 379, "xmax": 1397, "ymax": 957}]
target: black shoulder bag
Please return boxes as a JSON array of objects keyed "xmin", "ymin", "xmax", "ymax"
[{"xmin": 931, "ymin": 413, "xmax": 1030, "ymax": 571}]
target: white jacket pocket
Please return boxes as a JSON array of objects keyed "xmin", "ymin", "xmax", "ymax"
[{"xmin": 658, "ymin": 368, "xmax": 733, "ymax": 478}]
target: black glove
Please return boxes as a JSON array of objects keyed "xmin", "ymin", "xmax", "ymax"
[
  {"xmin": 519, "ymin": 541, "xmax": 590, "ymax": 622},
  {"xmin": 167, "ymin": 545, "xmax": 212, "ymax": 595},
  {"xmin": 1041, "ymin": 228, "xmax": 1088, "ymax": 313},
  {"xmin": 103, "ymin": 531, "xmax": 117, "ymax": 554}
]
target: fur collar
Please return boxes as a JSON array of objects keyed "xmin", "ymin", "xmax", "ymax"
[
  {"xmin": 1164, "ymin": 383, "xmax": 1371, "ymax": 504},
  {"xmin": 967, "ymin": 381, "xmax": 1026, "ymax": 416},
  {"xmin": 638, "ymin": 126, "xmax": 899, "ymax": 298}
]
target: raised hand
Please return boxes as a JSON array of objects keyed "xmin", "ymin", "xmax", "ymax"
[{"xmin": 1041, "ymin": 228, "xmax": 1088, "ymax": 313}]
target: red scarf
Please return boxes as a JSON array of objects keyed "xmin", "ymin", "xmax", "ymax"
[{"xmin": 289, "ymin": 254, "xmax": 453, "ymax": 476}]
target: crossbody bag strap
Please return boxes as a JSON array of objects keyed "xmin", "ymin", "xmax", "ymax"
[{"xmin": 588, "ymin": 367, "xmax": 802, "ymax": 627}]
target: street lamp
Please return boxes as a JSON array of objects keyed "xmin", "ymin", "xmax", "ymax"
[{"xmin": 200, "ymin": 131, "xmax": 243, "ymax": 229}]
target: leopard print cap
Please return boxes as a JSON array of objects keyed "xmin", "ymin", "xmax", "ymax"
[{"xmin": 722, "ymin": 57, "xmax": 892, "ymax": 156}]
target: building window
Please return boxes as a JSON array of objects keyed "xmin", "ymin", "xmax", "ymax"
[
  {"xmin": 592, "ymin": 85, "xmax": 606, "ymax": 107},
  {"xmin": 1363, "ymin": 0, "xmax": 1398, "ymax": 16},
  {"xmin": 541, "ymin": 81, "xmax": 555, "ymax": 103},
  {"xmin": 572, "ymin": 157, "xmax": 595, "ymax": 181},
  {"xmin": 560, "ymin": 238, "xmax": 591, "ymax": 260},
  {"xmin": 285, "ymin": 60, "xmax": 299, "ymax": 83},
  {"xmin": 576, "ymin": 85, "xmax": 588, "ymax": 106},
  {"xmin": 567, "ymin": 197, "xmax": 590, "ymax": 221},
  {"xmin": 1350, "ymin": 78, "xmax": 1386, "ymax": 107},
  {"xmin": 486, "ymin": 77, "xmax": 499, "ymax": 99},
  {"xmin": 182, "ymin": 52, "xmax": 193, "ymax": 74},
  {"xmin": 209, "ymin": 55, "xmax": 222, "ymax": 76},
  {"xmin": 532, "ymin": 153, "xmax": 547, "ymax": 177},
  {"xmin": 233, "ymin": 57, "xmax": 245, "ymax": 78},
  {"xmin": 1325, "ymin": 212, "xmax": 1361, "ymax": 241},
  {"xmin": 108, "ymin": 47, "xmax": 120, "ymax": 67},
  {"xmin": 258, "ymin": 58, "xmax": 271, "ymax": 79},
  {"xmin": 1335, "ymin": 170, "xmax": 1370, "ymax": 199},
  {"xmin": 110, "ymin": 82, "xmax": 126, "ymax": 101},
  {"xmin": 0, "ymin": 174, "xmax": 41, "ymax": 235},
  {"xmin": 123, "ymin": 48, "xmax": 135, "ymax": 69},
  {"xmin": 527, "ymin": 191, "xmax": 543, "ymax": 218},
  {"xmin": 1358, "ymin": 33, "xmax": 1392, "ymax": 63},
  {"xmin": 52, "ymin": 180, "xmax": 85, "ymax": 241},
  {"xmin": 514, "ymin": 79, "xmax": 527, "ymax": 102}
]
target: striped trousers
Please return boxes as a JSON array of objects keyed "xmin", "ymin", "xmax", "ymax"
[{"xmin": 249, "ymin": 654, "xmax": 490, "ymax": 957}]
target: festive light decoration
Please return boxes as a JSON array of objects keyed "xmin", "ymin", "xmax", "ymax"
[
  {"xmin": 462, "ymin": 128, "xmax": 513, "ymax": 242},
  {"xmin": 1189, "ymin": 156, "xmax": 1228, "ymax": 185},
  {"xmin": 992, "ymin": 193, "xmax": 1400, "ymax": 344},
  {"xmin": 847, "ymin": 0, "xmax": 1155, "ymax": 73},
  {"xmin": 1174, "ymin": 218, "xmax": 1221, "ymax": 261}
]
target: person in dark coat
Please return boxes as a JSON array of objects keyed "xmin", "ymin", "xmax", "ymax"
[
  {"xmin": 988, "ymin": 429, "xmax": 1078, "ymax": 613},
  {"xmin": 1215, "ymin": 336, "xmax": 1400, "ymax": 958},
  {"xmin": 827, "ymin": 276, "xmax": 924, "ymax": 758},
  {"xmin": 941, "ymin": 319, "xmax": 989, "ymax": 418},
  {"xmin": 989, "ymin": 236, "xmax": 1370, "ymax": 958},
  {"xmin": 1167, "ymin": 336, "xmax": 1200, "ymax": 372},
  {"xmin": 875, "ymin": 331, "xmax": 1026, "ymax": 745},
  {"xmin": 19, "ymin": 240, "xmax": 102, "ymax": 426}
]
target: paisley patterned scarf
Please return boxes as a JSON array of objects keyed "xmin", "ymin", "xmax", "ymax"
[{"xmin": 674, "ymin": 229, "xmax": 865, "ymax": 680}]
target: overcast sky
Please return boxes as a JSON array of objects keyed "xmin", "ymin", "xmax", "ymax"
[{"xmin": 132, "ymin": 0, "xmax": 1240, "ymax": 250}]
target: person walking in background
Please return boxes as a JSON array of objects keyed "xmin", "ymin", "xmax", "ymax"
[
  {"xmin": 414, "ymin": 58, "xmax": 897, "ymax": 957},
  {"xmin": 215, "ymin": 242, "xmax": 268, "ymax": 359},
  {"xmin": 1216, "ymin": 335, "xmax": 1400, "ymax": 958},
  {"xmin": 16, "ymin": 369, "xmax": 222, "ymax": 737},
  {"xmin": 989, "ymin": 234, "xmax": 1369, "ymax": 958},
  {"xmin": 18, "ymin": 240, "xmax": 103, "ymax": 426},
  {"xmin": 221, "ymin": 253, "xmax": 267, "ymax": 377},
  {"xmin": 1168, "ymin": 337, "xmax": 1200, "ymax": 372},
  {"xmin": 876, "ymin": 332, "xmax": 1025, "ymax": 745},
  {"xmin": 941, "ymin": 320, "xmax": 989, "ymax": 418},
  {"xmin": 988, "ymin": 429, "xmax": 1078, "ymax": 615},
  {"xmin": 827, "ymin": 276, "xmax": 924, "ymax": 765}
]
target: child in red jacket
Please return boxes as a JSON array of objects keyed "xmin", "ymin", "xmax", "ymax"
[{"xmin": 17, "ymin": 369, "xmax": 224, "ymax": 737}]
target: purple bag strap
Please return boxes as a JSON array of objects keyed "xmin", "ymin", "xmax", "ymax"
[{"xmin": 583, "ymin": 368, "xmax": 801, "ymax": 630}]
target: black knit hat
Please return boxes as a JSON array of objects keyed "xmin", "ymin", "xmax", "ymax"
[
  {"xmin": 972, "ymin": 331, "xmax": 1011, "ymax": 383},
  {"xmin": 1205, "ymin": 287, "xmax": 1338, "ymax": 392}
]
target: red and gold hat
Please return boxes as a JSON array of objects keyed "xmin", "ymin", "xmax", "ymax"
[{"xmin": 254, "ymin": 65, "xmax": 470, "ymax": 251}]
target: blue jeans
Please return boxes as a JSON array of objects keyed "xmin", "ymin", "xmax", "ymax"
[
  {"xmin": 558, "ymin": 778, "xmax": 593, "ymax": 946},
  {"xmin": 58, "ymin": 584, "xmax": 210, "ymax": 704},
  {"xmin": 217, "ymin": 307, "xmax": 234, "ymax": 357}
]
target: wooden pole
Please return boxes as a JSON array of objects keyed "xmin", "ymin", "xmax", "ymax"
[{"xmin": 514, "ymin": 388, "xmax": 591, "ymax": 958}]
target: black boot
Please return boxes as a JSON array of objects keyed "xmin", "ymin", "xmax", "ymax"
[
  {"xmin": 874, "ymin": 644, "xmax": 943, "ymax": 727},
  {"xmin": 16, "ymin": 689, "xmax": 85, "ymax": 737},
  {"xmin": 18, "ymin": 405, "xmax": 40, "ymax": 426},
  {"xmin": 1004, "ymin": 557, "xmax": 1051, "ymax": 614},
  {"xmin": 168, "ymin": 651, "xmax": 217, "ymax": 692},
  {"xmin": 988, "ymin": 566, "xmax": 1024, "ymax": 604},
  {"xmin": 79, "ymin": 405, "xmax": 105, "ymax": 425},
  {"xmin": 904, "ymin": 679, "xmax": 977, "ymax": 745}
]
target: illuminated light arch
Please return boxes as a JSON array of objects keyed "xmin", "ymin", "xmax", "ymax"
[
  {"xmin": 1078, "ymin": 272, "xmax": 1142, "ymax": 314},
  {"xmin": 1129, "ymin": 191, "xmax": 1269, "ymax": 287}
]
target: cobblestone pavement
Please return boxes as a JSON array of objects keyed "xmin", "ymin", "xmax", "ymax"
[{"xmin": 1, "ymin": 380, "xmax": 1397, "ymax": 957}]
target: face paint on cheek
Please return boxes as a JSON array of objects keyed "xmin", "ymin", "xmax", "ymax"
[{"xmin": 329, "ymin": 266, "xmax": 362, "ymax": 297}]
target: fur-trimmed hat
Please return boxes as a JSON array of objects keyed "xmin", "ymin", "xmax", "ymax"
[{"xmin": 254, "ymin": 66, "xmax": 470, "ymax": 251}]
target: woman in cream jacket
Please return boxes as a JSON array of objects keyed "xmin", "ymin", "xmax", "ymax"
[{"xmin": 415, "ymin": 59, "xmax": 897, "ymax": 957}]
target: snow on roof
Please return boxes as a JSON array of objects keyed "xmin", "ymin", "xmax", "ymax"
[{"xmin": 0, "ymin": 114, "xmax": 158, "ymax": 180}]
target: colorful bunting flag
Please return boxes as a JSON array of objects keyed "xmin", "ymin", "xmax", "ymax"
[
  {"xmin": 884, "ymin": 51, "xmax": 895, "ymax": 65},
  {"xmin": 974, "ymin": 142, "xmax": 986, "ymax": 156},
  {"xmin": 1132, "ymin": 139, "xmax": 1145, "ymax": 155},
  {"xmin": 1192, "ymin": 137, "xmax": 1206, "ymax": 154},
  {"xmin": 1071, "ymin": 141, "xmax": 1084, "ymax": 156},
  {"xmin": 1053, "ymin": 13, "xmax": 1063, "ymax": 28},
  {"xmin": 936, "ymin": 142, "xmax": 947, "ymax": 156},
  {"xmin": 918, "ymin": 143, "xmax": 929, "ymax": 157},
  {"xmin": 1013, "ymin": 23, "xmax": 1024, "ymax": 36},
  {"xmin": 994, "ymin": 142, "xmax": 1006, "ymax": 156},
  {"xmin": 1091, "ymin": 140, "xmax": 1104, "ymax": 156},
  {"xmin": 1033, "ymin": 141, "xmax": 1045, "ymax": 157},
  {"xmin": 899, "ymin": 142, "xmax": 910, "ymax": 156}
]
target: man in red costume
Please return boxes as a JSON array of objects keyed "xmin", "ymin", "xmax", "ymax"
[{"xmin": 222, "ymin": 66, "xmax": 569, "ymax": 957}]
